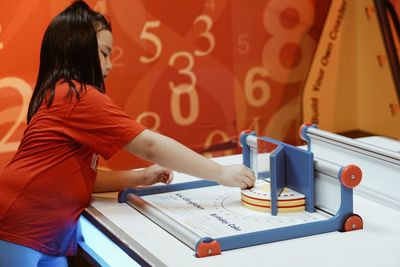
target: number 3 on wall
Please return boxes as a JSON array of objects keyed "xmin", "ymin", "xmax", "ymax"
[
  {"xmin": 168, "ymin": 51, "xmax": 199, "ymax": 126},
  {"xmin": 193, "ymin": 15, "xmax": 215, "ymax": 57}
]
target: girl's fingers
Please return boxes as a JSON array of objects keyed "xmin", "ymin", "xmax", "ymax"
[
  {"xmin": 160, "ymin": 173, "xmax": 169, "ymax": 183},
  {"xmin": 160, "ymin": 170, "xmax": 173, "ymax": 184},
  {"xmin": 243, "ymin": 168, "xmax": 255, "ymax": 187},
  {"xmin": 166, "ymin": 172, "xmax": 174, "ymax": 184},
  {"xmin": 240, "ymin": 181, "xmax": 249, "ymax": 189}
]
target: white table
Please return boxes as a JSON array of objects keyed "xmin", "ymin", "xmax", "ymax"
[{"xmin": 80, "ymin": 137, "xmax": 400, "ymax": 267}]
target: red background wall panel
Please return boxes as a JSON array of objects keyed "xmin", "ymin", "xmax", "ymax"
[{"xmin": 0, "ymin": 0, "xmax": 331, "ymax": 170}]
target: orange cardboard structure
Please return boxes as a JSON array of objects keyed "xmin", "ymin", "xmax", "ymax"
[{"xmin": 302, "ymin": 0, "xmax": 400, "ymax": 139}]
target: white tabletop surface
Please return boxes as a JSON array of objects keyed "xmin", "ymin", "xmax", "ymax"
[{"xmin": 87, "ymin": 149, "xmax": 400, "ymax": 267}]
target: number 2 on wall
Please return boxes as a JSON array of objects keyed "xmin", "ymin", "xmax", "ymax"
[{"xmin": 0, "ymin": 77, "xmax": 32, "ymax": 153}]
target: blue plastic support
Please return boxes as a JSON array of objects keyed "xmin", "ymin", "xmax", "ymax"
[
  {"xmin": 213, "ymin": 174, "xmax": 356, "ymax": 252},
  {"xmin": 117, "ymin": 127, "xmax": 362, "ymax": 258},
  {"xmin": 118, "ymin": 159, "xmax": 359, "ymax": 256},
  {"xmin": 118, "ymin": 180, "xmax": 218, "ymax": 202},
  {"xmin": 240, "ymin": 133, "xmax": 315, "ymax": 215},
  {"xmin": 281, "ymin": 142, "xmax": 315, "ymax": 213}
]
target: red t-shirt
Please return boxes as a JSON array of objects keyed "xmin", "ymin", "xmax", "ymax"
[{"xmin": 0, "ymin": 82, "xmax": 145, "ymax": 256}]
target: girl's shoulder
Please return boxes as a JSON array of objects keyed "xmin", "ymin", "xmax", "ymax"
[{"xmin": 55, "ymin": 80, "xmax": 106, "ymax": 99}]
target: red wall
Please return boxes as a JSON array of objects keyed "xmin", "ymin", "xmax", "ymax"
[{"xmin": 0, "ymin": 0, "xmax": 330, "ymax": 169}]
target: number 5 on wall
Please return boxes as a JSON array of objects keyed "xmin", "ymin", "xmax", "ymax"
[{"xmin": 139, "ymin": 21, "xmax": 162, "ymax": 64}]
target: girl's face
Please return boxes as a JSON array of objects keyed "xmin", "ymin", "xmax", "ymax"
[{"xmin": 97, "ymin": 29, "xmax": 113, "ymax": 79}]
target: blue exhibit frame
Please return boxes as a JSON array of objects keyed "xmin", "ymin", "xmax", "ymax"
[
  {"xmin": 239, "ymin": 131, "xmax": 315, "ymax": 215},
  {"xmin": 118, "ymin": 129, "xmax": 363, "ymax": 257}
]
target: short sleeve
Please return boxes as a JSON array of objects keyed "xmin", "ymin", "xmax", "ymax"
[{"xmin": 63, "ymin": 87, "xmax": 145, "ymax": 159}]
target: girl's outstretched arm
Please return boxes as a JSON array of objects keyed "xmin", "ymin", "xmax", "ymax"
[{"xmin": 124, "ymin": 129, "xmax": 255, "ymax": 189}]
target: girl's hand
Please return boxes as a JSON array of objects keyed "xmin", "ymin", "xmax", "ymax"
[
  {"xmin": 216, "ymin": 164, "xmax": 255, "ymax": 189},
  {"xmin": 141, "ymin": 164, "xmax": 173, "ymax": 186}
]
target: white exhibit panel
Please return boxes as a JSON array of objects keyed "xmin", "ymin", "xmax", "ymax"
[{"xmin": 306, "ymin": 127, "xmax": 400, "ymax": 210}]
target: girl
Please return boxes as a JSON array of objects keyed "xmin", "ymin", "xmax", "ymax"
[{"xmin": 0, "ymin": 1, "xmax": 255, "ymax": 266}]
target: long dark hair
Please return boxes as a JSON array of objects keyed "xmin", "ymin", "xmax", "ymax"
[{"xmin": 27, "ymin": 0, "xmax": 112, "ymax": 123}]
